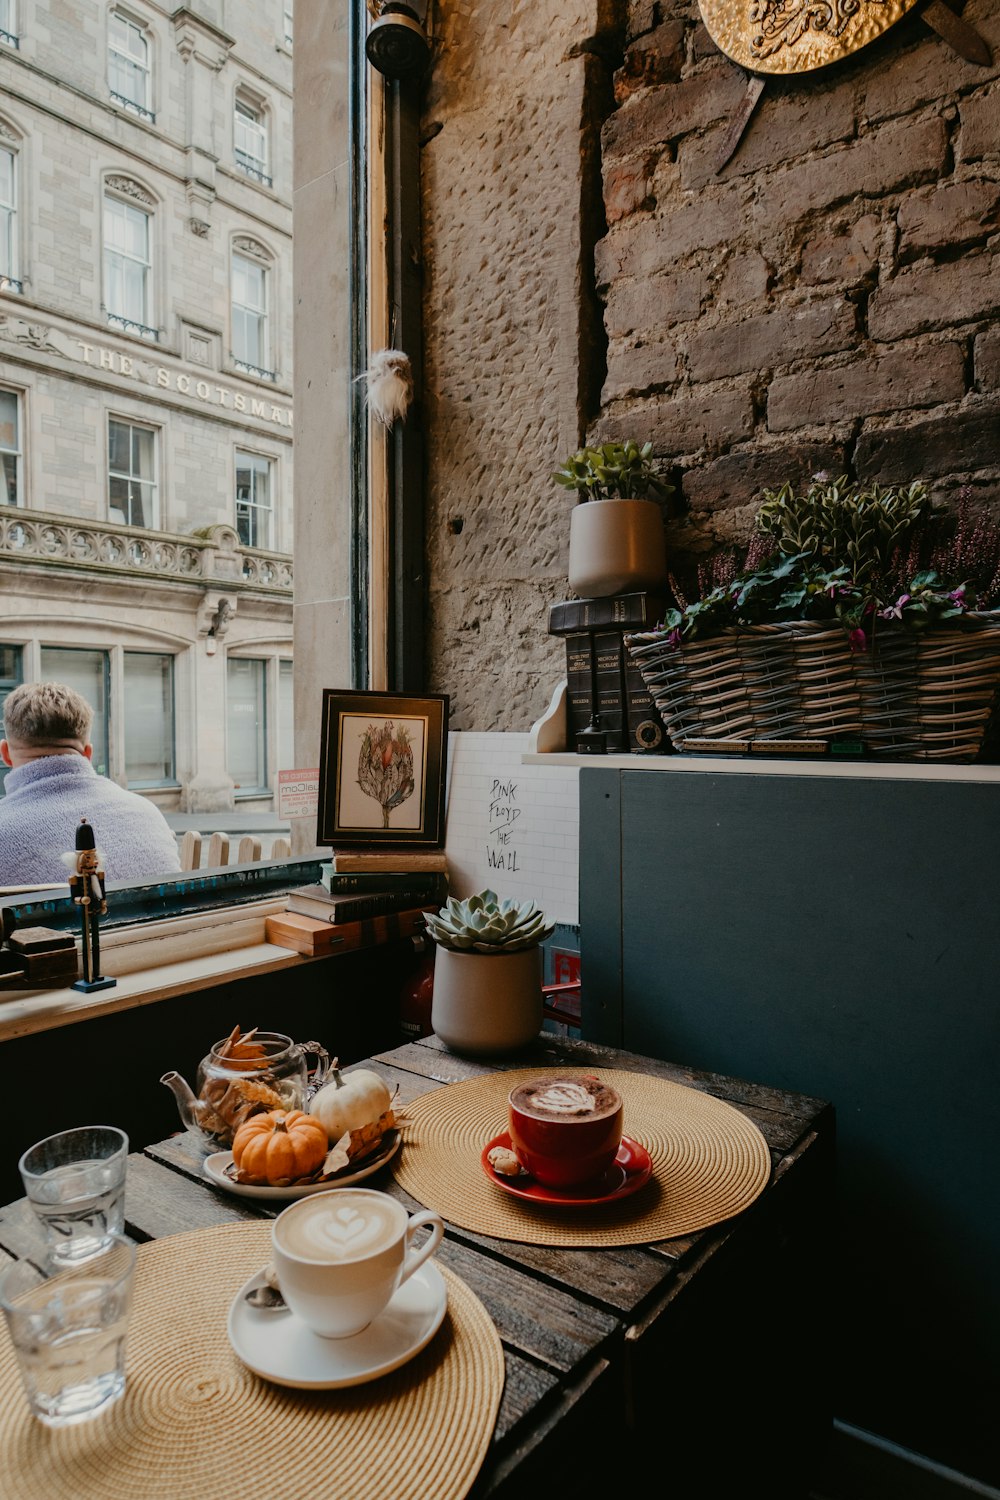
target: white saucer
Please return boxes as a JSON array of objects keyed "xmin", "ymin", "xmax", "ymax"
[
  {"xmin": 227, "ymin": 1262, "xmax": 448, "ymax": 1389},
  {"xmin": 204, "ymin": 1131, "xmax": 401, "ymax": 1201}
]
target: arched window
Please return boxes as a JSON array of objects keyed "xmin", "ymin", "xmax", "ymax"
[
  {"xmin": 108, "ymin": 8, "xmax": 153, "ymax": 121},
  {"xmin": 103, "ymin": 177, "xmax": 156, "ymax": 338},
  {"xmin": 234, "ymin": 92, "xmax": 271, "ymax": 187},
  {"xmin": 231, "ymin": 238, "xmax": 274, "ymax": 380}
]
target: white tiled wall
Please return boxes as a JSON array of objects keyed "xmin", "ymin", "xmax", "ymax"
[{"xmin": 443, "ymin": 732, "xmax": 580, "ymax": 925}]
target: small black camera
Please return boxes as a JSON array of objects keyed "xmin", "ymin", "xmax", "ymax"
[{"xmin": 366, "ymin": 5, "xmax": 431, "ymax": 80}]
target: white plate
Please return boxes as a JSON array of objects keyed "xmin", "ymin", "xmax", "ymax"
[
  {"xmin": 203, "ymin": 1131, "xmax": 401, "ymax": 1200},
  {"xmin": 227, "ymin": 1262, "xmax": 448, "ymax": 1389}
]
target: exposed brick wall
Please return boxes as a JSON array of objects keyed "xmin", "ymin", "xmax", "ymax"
[{"xmin": 594, "ymin": 0, "xmax": 1000, "ymax": 567}]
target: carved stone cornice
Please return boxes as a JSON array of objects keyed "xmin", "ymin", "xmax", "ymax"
[{"xmin": 105, "ymin": 175, "xmax": 155, "ymax": 207}]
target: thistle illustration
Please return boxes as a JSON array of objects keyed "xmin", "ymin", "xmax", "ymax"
[{"xmin": 357, "ymin": 720, "xmax": 415, "ymax": 827}]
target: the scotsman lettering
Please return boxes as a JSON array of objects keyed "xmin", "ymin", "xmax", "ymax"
[{"xmin": 74, "ymin": 338, "xmax": 292, "ymax": 427}]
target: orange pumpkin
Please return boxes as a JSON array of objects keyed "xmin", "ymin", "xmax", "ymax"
[{"xmin": 231, "ymin": 1108, "xmax": 328, "ymax": 1184}]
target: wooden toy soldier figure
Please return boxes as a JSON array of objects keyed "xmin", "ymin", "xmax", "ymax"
[{"xmin": 68, "ymin": 817, "xmax": 116, "ymax": 993}]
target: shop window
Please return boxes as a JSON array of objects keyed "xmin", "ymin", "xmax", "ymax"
[
  {"xmin": 235, "ymin": 450, "xmax": 273, "ymax": 549},
  {"xmin": 227, "ymin": 657, "xmax": 267, "ymax": 794},
  {"xmin": 0, "ymin": 142, "xmax": 20, "ymax": 291},
  {"xmin": 231, "ymin": 249, "xmax": 273, "ymax": 379},
  {"xmin": 103, "ymin": 189, "xmax": 155, "ymax": 339},
  {"xmin": 39, "ymin": 647, "xmax": 110, "ymax": 778},
  {"xmin": 278, "ymin": 658, "xmax": 294, "ymax": 771},
  {"xmin": 234, "ymin": 95, "xmax": 271, "ymax": 187},
  {"xmin": 0, "ymin": 643, "xmax": 23, "ymax": 789},
  {"xmin": 124, "ymin": 652, "xmax": 174, "ymax": 785},
  {"xmin": 108, "ymin": 9, "xmax": 153, "ymax": 121},
  {"xmin": 0, "ymin": 387, "xmax": 21, "ymax": 506},
  {"xmin": 108, "ymin": 416, "xmax": 158, "ymax": 527}
]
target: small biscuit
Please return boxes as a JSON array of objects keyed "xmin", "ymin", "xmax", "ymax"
[{"xmin": 487, "ymin": 1146, "xmax": 523, "ymax": 1177}]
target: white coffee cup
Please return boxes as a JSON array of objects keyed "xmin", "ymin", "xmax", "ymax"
[{"xmin": 271, "ymin": 1188, "xmax": 444, "ymax": 1339}]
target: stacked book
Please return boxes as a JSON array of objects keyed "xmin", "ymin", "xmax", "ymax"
[
  {"xmin": 547, "ymin": 592, "xmax": 670, "ymax": 754},
  {"xmin": 265, "ymin": 866, "xmax": 448, "ymax": 958}
]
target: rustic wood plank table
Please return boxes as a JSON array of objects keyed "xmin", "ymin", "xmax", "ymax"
[{"xmin": 0, "ymin": 1033, "xmax": 835, "ymax": 1498}]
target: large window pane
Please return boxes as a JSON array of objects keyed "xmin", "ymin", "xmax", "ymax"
[
  {"xmin": 0, "ymin": 145, "xmax": 16, "ymax": 286},
  {"xmin": 104, "ymin": 195, "xmax": 151, "ymax": 333},
  {"xmin": 232, "ymin": 252, "xmax": 269, "ymax": 371},
  {"xmin": 108, "ymin": 416, "xmax": 157, "ymax": 526},
  {"xmin": 108, "ymin": 10, "xmax": 150, "ymax": 114},
  {"xmin": 124, "ymin": 652, "xmax": 174, "ymax": 785},
  {"xmin": 235, "ymin": 450, "xmax": 272, "ymax": 549},
  {"xmin": 278, "ymin": 658, "xmax": 293, "ymax": 771},
  {"xmin": 227, "ymin": 657, "xmax": 267, "ymax": 792},
  {"xmin": 0, "ymin": 643, "xmax": 23, "ymax": 791},
  {"xmin": 0, "ymin": 388, "xmax": 20, "ymax": 506},
  {"xmin": 234, "ymin": 97, "xmax": 269, "ymax": 183},
  {"xmin": 39, "ymin": 647, "xmax": 110, "ymax": 778}
]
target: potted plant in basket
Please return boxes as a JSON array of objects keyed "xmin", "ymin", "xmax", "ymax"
[
  {"xmin": 554, "ymin": 440, "xmax": 674, "ymax": 599},
  {"xmin": 424, "ymin": 889, "xmax": 555, "ymax": 1056},
  {"xmin": 625, "ymin": 476, "xmax": 1000, "ymax": 762}
]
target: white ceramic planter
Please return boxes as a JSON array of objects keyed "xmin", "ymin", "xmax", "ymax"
[
  {"xmin": 567, "ymin": 497, "xmax": 667, "ymax": 598},
  {"xmin": 430, "ymin": 945, "xmax": 543, "ymax": 1057}
]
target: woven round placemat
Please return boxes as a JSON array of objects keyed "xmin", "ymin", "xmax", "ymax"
[
  {"xmin": 0, "ymin": 1221, "xmax": 504, "ymax": 1500},
  {"xmin": 391, "ymin": 1067, "xmax": 772, "ymax": 1247}
]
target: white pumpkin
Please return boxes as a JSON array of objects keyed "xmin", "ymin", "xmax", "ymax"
[{"xmin": 308, "ymin": 1065, "xmax": 393, "ymax": 1144}]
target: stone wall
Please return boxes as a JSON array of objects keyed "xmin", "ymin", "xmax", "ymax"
[{"xmin": 423, "ymin": 0, "xmax": 1000, "ymax": 728}]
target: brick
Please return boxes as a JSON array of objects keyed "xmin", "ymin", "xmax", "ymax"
[
  {"xmin": 752, "ymin": 118, "xmax": 949, "ymax": 232},
  {"xmin": 680, "ymin": 78, "xmax": 855, "ymax": 193},
  {"xmin": 595, "ymin": 384, "xmax": 756, "ymax": 456},
  {"xmin": 603, "ymin": 336, "xmax": 682, "ymax": 401},
  {"xmin": 681, "ymin": 442, "xmax": 847, "ymax": 513},
  {"xmin": 855, "ymin": 402, "xmax": 1000, "ymax": 482},
  {"xmin": 716, "ymin": 251, "xmax": 771, "ymax": 306},
  {"xmin": 602, "ymin": 65, "xmax": 748, "ymax": 161},
  {"xmin": 800, "ymin": 216, "xmax": 882, "ymax": 286},
  {"xmin": 857, "ymin": 12, "xmax": 1000, "ymax": 128},
  {"xmin": 869, "ymin": 253, "xmax": 1000, "ymax": 339},
  {"xmin": 691, "ymin": 19, "xmax": 719, "ymax": 59},
  {"xmin": 626, "ymin": 1, "xmax": 662, "ymax": 44},
  {"xmin": 595, "ymin": 192, "xmax": 742, "ymax": 284},
  {"xmin": 686, "ymin": 298, "xmax": 857, "ymax": 382},
  {"xmin": 768, "ymin": 343, "xmax": 967, "ymax": 432},
  {"xmin": 961, "ymin": 87, "xmax": 1000, "ymax": 162},
  {"xmin": 603, "ymin": 266, "xmax": 704, "ymax": 338},
  {"xmin": 615, "ymin": 21, "xmax": 685, "ymax": 102},
  {"xmin": 604, "ymin": 151, "xmax": 660, "ymax": 224},
  {"xmin": 898, "ymin": 182, "xmax": 1000, "ymax": 257},
  {"xmin": 975, "ymin": 328, "xmax": 1000, "ymax": 389}
]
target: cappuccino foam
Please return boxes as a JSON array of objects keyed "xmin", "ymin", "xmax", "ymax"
[
  {"xmin": 510, "ymin": 1076, "xmax": 620, "ymax": 1122},
  {"xmin": 275, "ymin": 1191, "xmax": 401, "ymax": 1262}
]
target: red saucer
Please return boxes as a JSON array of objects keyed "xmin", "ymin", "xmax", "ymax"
[{"xmin": 481, "ymin": 1132, "xmax": 653, "ymax": 1207}]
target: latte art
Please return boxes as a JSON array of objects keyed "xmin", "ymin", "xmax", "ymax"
[
  {"xmin": 276, "ymin": 1192, "xmax": 400, "ymax": 1262},
  {"xmin": 510, "ymin": 1075, "xmax": 621, "ymax": 1123},
  {"xmin": 533, "ymin": 1082, "xmax": 597, "ymax": 1115}
]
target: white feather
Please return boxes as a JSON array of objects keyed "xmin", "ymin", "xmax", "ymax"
[{"xmin": 360, "ymin": 348, "xmax": 414, "ymax": 428}]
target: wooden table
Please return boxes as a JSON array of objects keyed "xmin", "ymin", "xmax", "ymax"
[{"xmin": 0, "ymin": 1033, "xmax": 835, "ymax": 1499}]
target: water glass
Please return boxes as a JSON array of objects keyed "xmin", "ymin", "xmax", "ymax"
[
  {"xmin": 18, "ymin": 1126, "xmax": 128, "ymax": 1264},
  {"xmin": 0, "ymin": 1233, "xmax": 136, "ymax": 1426}
]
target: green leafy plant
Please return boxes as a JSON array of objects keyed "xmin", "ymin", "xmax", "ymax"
[
  {"xmin": 755, "ymin": 475, "xmax": 932, "ymax": 589},
  {"xmin": 423, "ymin": 889, "xmax": 555, "ymax": 953},
  {"xmin": 552, "ymin": 441, "xmax": 673, "ymax": 502}
]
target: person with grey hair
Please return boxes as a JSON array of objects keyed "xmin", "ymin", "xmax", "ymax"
[{"xmin": 0, "ymin": 681, "xmax": 181, "ymax": 887}]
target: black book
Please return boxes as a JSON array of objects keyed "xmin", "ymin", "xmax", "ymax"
[
  {"xmin": 318, "ymin": 870, "xmax": 448, "ymax": 898},
  {"xmin": 286, "ymin": 883, "xmax": 442, "ymax": 922},
  {"xmin": 548, "ymin": 591, "xmax": 669, "ymax": 636},
  {"xmin": 563, "ymin": 632, "xmax": 669, "ymax": 754}
]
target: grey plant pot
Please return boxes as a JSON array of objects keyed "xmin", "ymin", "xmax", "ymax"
[
  {"xmin": 430, "ymin": 945, "xmax": 543, "ymax": 1056},
  {"xmin": 567, "ymin": 498, "xmax": 667, "ymax": 598}
]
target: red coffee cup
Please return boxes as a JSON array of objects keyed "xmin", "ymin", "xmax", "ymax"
[{"xmin": 507, "ymin": 1074, "xmax": 624, "ymax": 1188}]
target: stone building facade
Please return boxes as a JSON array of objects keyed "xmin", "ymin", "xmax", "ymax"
[
  {"xmin": 0, "ymin": 0, "xmax": 294, "ymax": 813},
  {"xmin": 418, "ymin": 0, "xmax": 1000, "ymax": 732}
]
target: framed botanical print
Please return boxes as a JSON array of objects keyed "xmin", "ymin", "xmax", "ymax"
[{"xmin": 316, "ymin": 690, "xmax": 449, "ymax": 847}]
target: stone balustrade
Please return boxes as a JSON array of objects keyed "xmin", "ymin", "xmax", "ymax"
[{"xmin": 0, "ymin": 506, "xmax": 293, "ymax": 593}]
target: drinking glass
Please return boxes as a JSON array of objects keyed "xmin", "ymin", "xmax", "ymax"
[
  {"xmin": 18, "ymin": 1125, "xmax": 128, "ymax": 1264},
  {"xmin": 0, "ymin": 1233, "xmax": 136, "ymax": 1426}
]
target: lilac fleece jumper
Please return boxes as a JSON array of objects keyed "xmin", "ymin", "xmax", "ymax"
[{"xmin": 0, "ymin": 755, "xmax": 181, "ymax": 886}]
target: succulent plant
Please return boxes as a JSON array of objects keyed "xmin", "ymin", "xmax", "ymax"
[
  {"xmin": 552, "ymin": 440, "xmax": 673, "ymax": 503},
  {"xmin": 423, "ymin": 889, "xmax": 555, "ymax": 953}
]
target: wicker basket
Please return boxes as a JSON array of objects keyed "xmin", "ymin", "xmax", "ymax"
[{"xmin": 625, "ymin": 613, "xmax": 1000, "ymax": 762}]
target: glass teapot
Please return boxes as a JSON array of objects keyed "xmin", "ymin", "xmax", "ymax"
[{"xmin": 161, "ymin": 1027, "xmax": 331, "ymax": 1148}]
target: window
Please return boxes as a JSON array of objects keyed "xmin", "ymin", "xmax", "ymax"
[
  {"xmin": 0, "ymin": 643, "xmax": 23, "ymax": 789},
  {"xmin": 0, "ymin": 387, "xmax": 20, "ymax": 506},
  {"xmin": 108, "ymin": 417, "xmax": 157, "ymax": 527},
  {"xmin": 231, "ymin": 250, "xmax": 272, "ymax": 378},
  {"xmin": 278, "ymin": 658, "xmax": 294, "ymax": 771},
  {"xmin": 104, "ymin": 192, "xmax": 155, "ymax": 337},
  {"xmin": 0, "ymin": 1, "xmax": 18, "ymax": 48},
  {"xmin": 282, "ymin": 2, "xmax": 293, "ymax": 48},
  {"xmin": 108, "ymin": 9, "xmax": 153, "ymax": 120},
  {"xmin": 0, "ymin": 143, "xmax": 18, "ymax": 292},
  {"xmin": 234, "ymin": 96, "xmax": 271, "ymax": 187},
  {"xmin": 39, "ymin": 647, "xmax": 110, "ymax": 777},
  {"xmin": 124, "ymin": 652, "xmax": 174, "ymax": 785},
  {"xmin": 227, "ymin": 657, "xmax": 267, "ymax": 793},
  {"xmin": 235, "ymin": 450, "xmax": 272, "ymax": 549}
]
